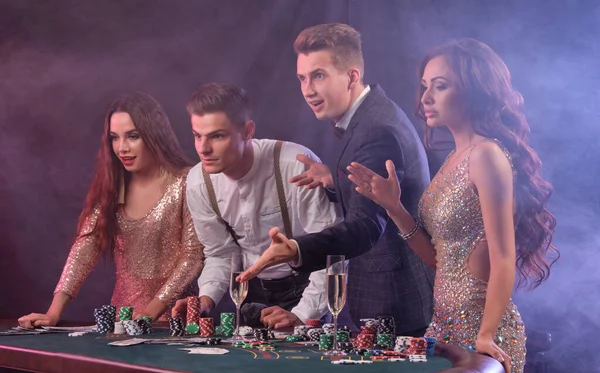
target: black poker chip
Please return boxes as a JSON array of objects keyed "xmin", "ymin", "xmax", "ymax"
[
  {"xmin": 253, "ymin": 328, "xmax": 269, "ymax": 341},
  {"xmin": 168, "ymin": 317, "xmax": 185, "ymax": 337}
]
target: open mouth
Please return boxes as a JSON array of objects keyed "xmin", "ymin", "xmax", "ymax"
[
  {"xmin": 120, "ymin": 156, "xmax": 136, "ymax": 166},
  {"xmin": 308, "ymin": 100, "xmax": 324, "ymax": 110}
]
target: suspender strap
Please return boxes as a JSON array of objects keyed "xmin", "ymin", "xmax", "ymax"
[
  {"xmin": 202, "ymin": 167, "xmax": 240, "ymax": 246},
  {"xmin": 273, "ymin": 140, "xmax": 293, "ymax": 239}
]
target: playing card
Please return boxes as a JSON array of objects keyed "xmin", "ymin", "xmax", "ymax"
[
  {"xmin": 108, "ymin": 338, "xmax": 148, "ymax": 346},
  {"xmin": 179, "ymin": 347, "xmax": 229, "ymax": 355}
]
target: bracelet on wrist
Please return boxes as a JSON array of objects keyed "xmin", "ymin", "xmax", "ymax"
[{"xmin": 398, "ymin": 219, "xmax": 420, "ymax": 240}]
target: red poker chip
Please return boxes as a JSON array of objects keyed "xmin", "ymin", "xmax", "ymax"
[{"xmin": 306, "ymin": 319, "xmax": 321, "ymax": 327}]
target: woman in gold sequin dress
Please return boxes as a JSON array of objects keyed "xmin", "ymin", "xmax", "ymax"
[
  {"xmin": 18, "ymin": 93, "xmax": 204, "ymax": 327},
  {"xmin": 347, "ymin": 39, "xmax": 558, "ymax": 373}
]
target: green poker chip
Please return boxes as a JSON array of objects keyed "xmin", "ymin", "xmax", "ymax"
[{"xmin": 185, "ymin": 322, "xmax": 200, "ymax": 335}]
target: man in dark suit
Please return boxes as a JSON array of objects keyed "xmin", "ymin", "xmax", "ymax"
[{"xmin": 239, "ymin": 23, "xmax": 434, "ymax": 336}]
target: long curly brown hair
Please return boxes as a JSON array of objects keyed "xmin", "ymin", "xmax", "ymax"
[
  {"xmin": 77, "ymin": 92, "xmax": 191, "ymax": 256},
  {"xmin": 415, "ymin": 38, "xmax": 559, "ymax": 289}
]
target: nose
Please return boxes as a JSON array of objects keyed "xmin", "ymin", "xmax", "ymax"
[
  {"xmin": 421, "ymin": 87, "xmax": 434, "ymax": 106},
  {"xmin": 303, "ymin": 79, "xmax": 316, "ymax": 98},
  {"xmin": 118, "ymin": 139, "xmax": 129, "ymax": 154},
  {"xmin": 199, "ymin": 138, "xmax": 211, "ymax": 155}
]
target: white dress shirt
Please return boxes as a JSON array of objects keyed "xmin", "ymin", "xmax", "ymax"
[{"xmin": 187, "ymin": 139, "xmax": 340, "ymax": 322}]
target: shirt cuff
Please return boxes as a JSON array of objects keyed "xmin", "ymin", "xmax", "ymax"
[
  {"xmin": 289, "ymin": 239, "xmax": 302, "ymax": 267},
  {"xmin": 290, "ymin": 304, "xmax": 319, "ymax": 323},
  {"xmin": 198, "ymin": 283, "xmax": 227, "ymax": 306}
]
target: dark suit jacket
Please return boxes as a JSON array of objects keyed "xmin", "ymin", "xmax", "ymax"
[{"xmin": 294, "ymin": 85, "xmax": 434, "ymax": 334}]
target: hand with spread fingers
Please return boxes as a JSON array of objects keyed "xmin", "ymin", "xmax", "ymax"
[
  {"xmin": 347, "ymin": 160, "xmax": 403, "ymax": 214},
  {"xmin": 237, "ymin": 227, "xmax": 298, "ymax": 282},
  {"xmin": 476, "ymin": 335, "xmax": 512, "ymax": 373},
  {"xmin": 289, "ymin": 154, "xmax": 334, "ymax": 189},
  {"xmin": 260, "ymin": 306, "xmax": 302, "ymax": 329}
]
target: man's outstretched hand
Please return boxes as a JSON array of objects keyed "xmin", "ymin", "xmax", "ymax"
[{"xmin": 236, "ymin": 227, "xmax": 299, "ymax": 282}]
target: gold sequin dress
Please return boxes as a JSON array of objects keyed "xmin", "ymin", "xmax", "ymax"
[
  {"xmin": 55, "ymin": 170, "xmax": 204, "ymax": 320},
  {"xmin": 419, "ymin": 140, "xmax": 526, "ymax": 373}
]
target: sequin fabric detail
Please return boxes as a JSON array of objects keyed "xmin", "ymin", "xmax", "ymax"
[
  {"xmin": 419, "ymin": 139, "xmax": 525, "ymax": 373},
  {"xmin": 55, "ymin": 171, "xmax": 204, "ymax": 320}
]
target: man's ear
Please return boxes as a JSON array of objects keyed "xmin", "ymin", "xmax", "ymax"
[
  {"xmin": 348, "ymin": 68, "xmax": 361, "ymax": 89},
  {"xmin": 243, "ymin": 120, "xmax": 255, "ymax": 141}
]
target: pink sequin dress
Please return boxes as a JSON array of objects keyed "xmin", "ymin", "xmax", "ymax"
[
  {"xmin": 419, "ymin": 139, "xmax": 526, "ymax": 373},
  {"xmin": 55, "ymin": 170, "xmax": 204, "ymax": 320}
]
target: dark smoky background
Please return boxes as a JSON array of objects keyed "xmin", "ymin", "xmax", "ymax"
[{"xmin": 1, "ymin": 1, "xmax": 598, "ymax": 372}]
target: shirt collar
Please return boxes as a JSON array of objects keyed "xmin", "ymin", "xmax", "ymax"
[{"xmin": 334, "ymin": 85, "xmax": 371, "ymax": 131}]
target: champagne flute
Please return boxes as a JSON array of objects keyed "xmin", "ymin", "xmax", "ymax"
[
  {"xmin": 324, "ymin": 255, "xmax": 347, "ymax": 356},
  {"xmin": 229, "ymin": 251, "xmax": 248, "ymax": 341}
]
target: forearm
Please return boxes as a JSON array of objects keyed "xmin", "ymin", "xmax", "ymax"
[
  {"xmin": 47, "ymin": 292, "xmax": 72, "ymax": 321},
  {"xmin": 387, "ymin": 205, "xmax": 437, "ymax": 270},
  {"xmin": 478, "ymin": 260, "xmax": 515, "ymax": 338},
  {"xmin": 143, "ymin": 297, "xmax": 168, "ymax": 321},
  {"xmin": 155, "ymin": 241, "xmax": 205, "ymax": 305}
]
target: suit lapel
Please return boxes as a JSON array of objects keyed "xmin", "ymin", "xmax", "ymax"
[{"xmin": 334, "ymin": 85, "xmax": 381, "ymax": 176}]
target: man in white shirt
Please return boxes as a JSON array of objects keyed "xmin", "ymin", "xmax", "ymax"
[{"xmin": 172, "ymin": 82, "xmax": 338, "ymax": 329}]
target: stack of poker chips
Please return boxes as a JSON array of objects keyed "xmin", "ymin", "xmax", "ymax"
[
  {"xmin": 253, "ymin": 328, "xmax": 269, "ymax": 341},
  {"xmin": 118, "ymin": 306, "xmax": 133, "ymax": 321},
  {"xmin": 293, "ymin": 325, "xmax": 310, "ymax": 337},
  {"xmin": 376, "ymin": 316, "xmax": 395, "ymax": 334},
  {"xmin": 354, "ymin": 328, "xmax": 375, "ymax": 349},
  {"xmin": 425, "ymin": 337, "xmax": 436, "ymax": 356},
  {"xmin": 375, "ymin": 316, "xmax": 395, "ymax": 349},
  {"xmin": 94, "ymin": 305, "xmax": 116, "ymax": 334},
  {"xmin": 338, "ymin": 341, "xmax": 355, "ymax": 354},
  {"xmin": 169, "ymin": 317, "xmax": 185, "ymax": 337},
  {"xmin": 137, "ymin": 316, "xmax": 152, "ymax": 334},
  {"xmin": 199, "ymin": 317, "xmax": 215, "ymax": 337},
  {"xmin": 409, "ymin": 337, "xmax": 428, "ymax": 355},
  {"xmin": 376, "ymin": 333, "xmax": 394, "ymax": 349},
  {"xmin": 123, "ymin": 320, "xmax": 143, "ymax": 335},
  {"xmin": 219, "ymin": 312, "xmax": 235, "ymax": 337},
  {"xmin": 336, "ymin": 330, "xmax": 350, "ymax": 343},
  {"xmin": 186, "ymin": 296, "xmax": 200, "ymax": 335},
  {"xmin": 319, "ymin": 333, "xmax": 333, "ymax": 350},
  {"xmin": 394, "ymin": 336, "xmax": 412, "ymax": 353},
  {"xmin": 113, "ymin": 321, "xmax": 126, "ymax": 334},
  {"xmin": 354, "ymin": 320, "xmax": 378, "ymax": 349},
  {"xmin": 238, "ymin": 326, "xmax": 253, "ymax": 336},
  {"xmin": 307, "ymin": 328, "xmax": 323, "ymax": 342},
  {"xmin": 322, "ymin": 323, "xmax": 335, "ymax": 335}
]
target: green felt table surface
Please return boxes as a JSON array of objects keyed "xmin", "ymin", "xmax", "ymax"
[{"xmin": 0, "ymin": 327, "xmax": 453, "ymax": 373}]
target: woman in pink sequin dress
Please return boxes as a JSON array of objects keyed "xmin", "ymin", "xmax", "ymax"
[
  {"xmin": 18, "ymin": 93, "xmax": 204, "ymax": 327},
  {"xmin": 347, "ymin": 39, "xmax": 558, "ymax": 373}
]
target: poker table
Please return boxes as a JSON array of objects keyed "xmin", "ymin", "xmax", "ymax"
[{"xmin": 0, "ymin": 321, "xmax": 503, "ymax": 373}]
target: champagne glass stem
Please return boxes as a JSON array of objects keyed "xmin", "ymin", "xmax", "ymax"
[
  {"xmin": 235, "ymin": 305, "xmax": 241, "ymax": 338},
  {"xmin": 332, "ymin": 314, "xmax": 338, "ymax": 351}
]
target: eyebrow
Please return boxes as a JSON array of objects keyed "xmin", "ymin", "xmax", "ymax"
[
  {"xmin": 192, "ymin": 129, "xmax": 228, "ymax": 137},
  {"xmin": 421, "ymin": 76, "xmax": 449, "ymax": 84},
  {"xmin": 297, "ymin": 68, "xmax": 326, "ymax": 78},
  {"xmin": 109, "ymin": 129, "xmax": 139, "ymax": 135}
]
